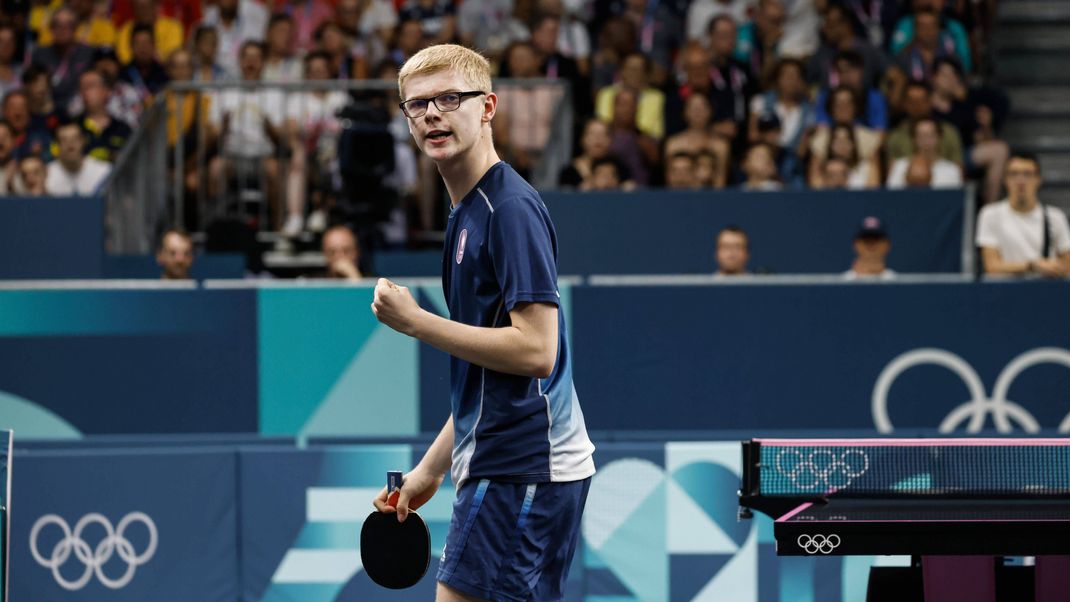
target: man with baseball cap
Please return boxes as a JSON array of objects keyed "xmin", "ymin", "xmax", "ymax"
[{"xmin": 845, "ymin": 216, "xmax": 897, "ymax": 280}]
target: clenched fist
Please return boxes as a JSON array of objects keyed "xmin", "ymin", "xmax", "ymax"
[{"xmin": 371, "ymin": 278, "xmax": 424, "ymax": 336}]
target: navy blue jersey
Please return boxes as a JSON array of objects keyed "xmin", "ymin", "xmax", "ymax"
[{"xmin": 442, "ymin": 162, "xmax": 595, "ymax": 488}]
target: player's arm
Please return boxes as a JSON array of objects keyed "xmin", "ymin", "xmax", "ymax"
[
  {"xmin": 372, "ymin": 279, "xmax": 558, "ymax": 378},
  {"xmin": 373, "ymin": 415, "xmax": 453, "ymax": 521}
]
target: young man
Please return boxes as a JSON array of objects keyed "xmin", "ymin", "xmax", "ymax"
[
  {"xmin": 976, "ymin": 152, "xmax": 1070, "ymax": 278},
  {"xmin": 370, "ymin": 44, "xmax": 596, "ymax": 601},
  {"xmin": 845, "ymin": 216, "xmax": 897, "ymax": 280}
]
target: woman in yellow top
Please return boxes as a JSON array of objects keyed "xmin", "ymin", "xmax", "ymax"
[
  {"xmin": 115, "ymin": 0, "xmax": 184, "ymax": 64},
  {"xmin": 35, "ymin": 0, "xmax": 117, "ymax": 47},
  {"xmin": 594, "ymin": 52, "xmax": 665, "ymax": 140}
]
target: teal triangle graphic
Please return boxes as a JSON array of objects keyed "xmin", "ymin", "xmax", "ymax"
[
  {"xmin": 673, "ymin": 462, "xmax": 751, "ymax": 548},
  {"xmin": 597, "ymin": 482, "xmax": 668, "ymax": 602},
  {"xmin": 259, "ymin": 288, "xmax": 379, "ymax": 434},
  {"xmin": 300, "ymin": 325, "xmax": 419, "ymax": 437},
  {"xmin": 670, "ymin": 554, "xmax": 733, "ymax": 602}
]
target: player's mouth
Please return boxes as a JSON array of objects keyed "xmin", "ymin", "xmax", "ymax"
[{"xmin": 426, "ymin": 130, "xmax": 452, "ymax": 145}]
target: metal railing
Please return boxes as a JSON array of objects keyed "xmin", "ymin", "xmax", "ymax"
[{"xmin": 104, "ymin": 79, "xmax": 574, "ymax": 254}]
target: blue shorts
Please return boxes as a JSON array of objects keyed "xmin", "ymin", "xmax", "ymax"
[{"xmin": 437, "ymin": 477, "xmax": 591, "ymax": 601}]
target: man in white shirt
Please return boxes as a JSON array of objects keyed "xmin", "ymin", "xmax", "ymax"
[
  {"xmin": 844, "ymin": 216, "xmax": 897, "ymax": 280},
  {"xmin": 44, "ymin": 121, "xmax": 111, "ymax": 196},
  {"xmin": 976, "ymin": 152, "xmax": 1070, "ymax": 278},
  {"xmin": 199, "ymin": 0, "xmax": 269, "ymax": 78}
]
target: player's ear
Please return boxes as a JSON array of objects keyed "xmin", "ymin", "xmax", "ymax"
[{"xmin": 482, "ymin": 92, "xmax": 497, "ymax": 123}]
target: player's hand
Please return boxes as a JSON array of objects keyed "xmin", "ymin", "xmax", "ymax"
[
  {"xmin": 371, "ymin": 278, "xmax": 423, "ymax": 335},
  {"xmin": 372, "ymin": 468, "xmax": 444, "ymax": 523}
]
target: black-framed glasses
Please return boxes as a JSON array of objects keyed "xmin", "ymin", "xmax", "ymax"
[{"xmin": 399, "ymin": 91, "xmax": 485, "ymax": 118}]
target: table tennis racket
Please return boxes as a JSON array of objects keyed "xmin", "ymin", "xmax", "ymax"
[{"xmin": 360, "ymin": 471, "xmax": 431, "ymax": 589}]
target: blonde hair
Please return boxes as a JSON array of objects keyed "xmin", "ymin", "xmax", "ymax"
[{"xmin": 398, "ymin": 44, "xmax": 492, "ymax": 99}]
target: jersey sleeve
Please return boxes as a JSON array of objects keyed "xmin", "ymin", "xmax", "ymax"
[{"xmin": 488, "ymin": 195, "xmax": 560, "ymax": 313}]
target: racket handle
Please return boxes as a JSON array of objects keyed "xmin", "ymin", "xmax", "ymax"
[{"xmin": 387, "ymin": 471, "xmax": 403, "ymax": 507}]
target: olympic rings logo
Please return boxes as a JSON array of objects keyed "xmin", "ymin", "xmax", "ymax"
[
  {"xmin": 797, "ymin": 534, "xmax": 840, "ymax": 554},
  {"xmin": 873, "ymin": 347, "xmax": 1070, "ymax": 434},
  {"xmin": 30, "ymin": 512, "xmax": 158, "ymax": 591},
  {"xmin": 775, "ymin": 449, "xmax": 869, "ymax": 491}
]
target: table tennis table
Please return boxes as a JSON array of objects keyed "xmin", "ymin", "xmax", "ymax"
[{"xmin": 738, "ymin": 438, "xmax": 1070, "ymax": 602}]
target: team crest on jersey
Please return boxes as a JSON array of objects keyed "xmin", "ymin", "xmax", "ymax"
[{"xmin": 456, "ymin": 229, "xmax": 468, "ymax": 264}]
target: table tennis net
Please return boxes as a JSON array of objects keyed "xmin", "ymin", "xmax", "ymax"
[{"xmin": 755, "ymin": 439, "xmax": 1070, "ymax": 497}]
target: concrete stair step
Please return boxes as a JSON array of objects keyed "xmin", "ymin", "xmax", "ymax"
[
  {"xmin": 1002, "ymin": 118, "xmax": 1070, "ymax": 153},
  {"xmin": 995, "ymin": 53, "xmax": 1070, "ymax": 85},
  {"xmin": 1006, "ymin": 87, "xmax": 1070, "ymax": 118},
  {"xmin": 1038, "ymin": 184, "xmax": 1070, "ymax": 212},
  {"xmin": 993, "ymin": 25, "xmax": 1070, "ymax": 51},
  {"xmin": 998, "ymin": 1, "xmax": 1070, "ymax": 24}
]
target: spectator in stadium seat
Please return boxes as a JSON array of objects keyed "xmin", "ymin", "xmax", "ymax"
[
  {"xmin": 45, "ymin": 121, "xmax": 112, "ymax": 196},
  {"xmin": 164, "ymin": 48, "xmax": 214, "ymax": 227},
  {"xmin": 595, "ymin": 52, "xmax": 665, "ymax": 140},
  {"xmin": 528, "ymin": 12, "xmax": 589, "ymax": 121},
  {"xmin": 733, "ymin": 0, "xmax": 787, "ymax": 82},
  {"xmin": 930, "ymin": 57, "xmax": 1009, "ymax": 205},
  {"xmin": 664, "ymin": 92, "xmax": 730, "ymax": 188},
  {"xmin": 116, "ymin": 0, "xmax": 184, "ymax": 66},
  {"xmin": 752, "ymin": 112, "xmax": 805, "ymax": 187},
  {"xmin": 887, "ymin": 117, "xmax": 962, "ymax": 189},
  {"xmin": 885, "ymin": 81, "xmax": 963, "ymax": 165},
  {"xmin": 337, "ymin": 0, "xmax": 399, "ymax": 49},
  {"xmin": 586, "ymin": 156, "xmax": 630, "ymax": 191},
  {"xmin": 903, "ymin": 154, "xmax": 933, "ymax": 187},
  {"xmin": 494, "ymin": 41, "xmax": 566, "ymax": 180},
  {"xmin": 21, "ymin": 65, "xmax": 68, "ymax": 139},
  {"xmin": 200, "ymin": 0, "xmax": 270, "ymax": 78},
  {"xmin": 262, "ymin": 13, "xmax": 303, "ymax": 83},
  {"xmin": 820, "ymin": 156, "xmax": 850, "ymax": 189},
  {"xmin": 707, "ymin": 15, "xmax": 756, "ymax": 145},
  {"xmin": 67, "ymin": 51, "xmax": 143, "ymax": 128},
  {"xmin": 890, "ymin": 0, "xmax": 972, "ymax": 73},
  {"xmin": 456, "ymin": 0, "xmax": 529, "ymax": 64},
  {"xmin": 777, "ymin": 0, "xmax": 821, "ymax": 59},
  {"xmin": 748, "ymin": 57, "xmax": 812, "ymax": 154},
  {"xmin": 845, "ymin": 216, "xmax": 896, "ymax": 280},
  {"xmin": 387, "ymin": 19, "xmax": 427, "ymax": 68},
  {"xmin": 809, "ymin": 123, "xmax": 880, "ymax": 189},
  {"xmin": 111, "ymin": 0, "xmax": 202, "ymax": 36},
  {"xmin": 3, "ymin": 91, "xmax": 51, "ymax": 161},
  {"xmin": 276, "ymin": 0, "xmax": 334, "ymax": 52},
  {"xmin": 590, "ymin": 16, "xmax": 637, "ymax": 91},
  {"xmin": 120, "ymin": 25, "xmax": 171, "ymax": 104},
  {"xmin": 0, "ymin": 120, "xmax": 17, "ymax": 194},
  {"xmin": 559, "ymin": 117, "xmax": 631, "ymax": 189},
  {"xmin": 399, "ymin": 0, "xmax": 457, "ymax": 46},
  {"xmin": 0, "ymin": 24, "xmax": 24, "ymax": 100},
  {"xmin": 75, "ymin": 70, "xmax": 133, "ymax": 164},
  {"xmin": 665, "ymin": 152, "xmax": 698, "ymax": 189},
  {"xmin": 615, "ymin": 0, "xmax": 681, "ymax": 86},
  {"xmin": 740, "ymin": 142, "xmax": 782, "ymax": 190},
  {"xmin": 894, "ymin": 8, "xmax": 966, "ymax": 84},
  {"xmin": 694, "ymin": 149, "xmax": 719, "ymax": 188},
  {"xmin": 156, "ymin": 228, "xmax": 195, "ymax": 280},
  {"xmin": 37, "ymin": 0, "xmax": 116, "ymax": 48},
  {"xmin": 191, "ymin": 26, "xmax": 229, "ymax": 82},
  {"xmin": 808, "ymin": 87, "xmax": 882, "ymax": 176},
  {"xmin": 686, "ymin": 0, "xmax": 750, "ymax": 41},
  {"xmin": 207, "ymin": 41, "xmax": 286, "ymax": 228},
  {"xmin": 313, "ymin": 20, "xmax": 367, "ymax": 80},
  {"xmin": 807, "ymin": 2, "xmax": 890, "ymax": 92},
  {"xmin": 841, "ymin": 0, "xmax": 901, "ymax": 50},
  {"xmin": 320, "ymin": 224, "xmax": 365, "ymax": 280},
  {"xmin": 606, "ymin": 87, "xmax": 659, "ymax": 186},
  {"xmin": 30, "ymin": 7, "xmax": 96, "ymax": 109},
  {"xmin": 17, "ymin": 156, "xmax": 47, "ymax": 196},
  {"xmin": 976, "ymin": 153, "xmax": 1070, "ymax": 278},
  {"xmin": 280, "ymin": 51, "xmax": 349, "ymax": 237},
  {"xmin": 714, "ymin": 225, "xmax": 750, "ymax": 276},
  {"xmin": 813, "ymin": 50, "xmax": 888, "ymax": 132}
]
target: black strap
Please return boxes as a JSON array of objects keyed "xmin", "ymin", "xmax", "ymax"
[{"xmin": 1042, "ymin": 203, "xmax": 1051, "ymax": 259}]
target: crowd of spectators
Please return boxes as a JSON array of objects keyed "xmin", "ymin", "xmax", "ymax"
[{"xmin": 1, "ymin": 0, "xmax": 1064, "ymax": 280}]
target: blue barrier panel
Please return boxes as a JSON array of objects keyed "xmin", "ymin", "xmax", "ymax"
[
  {"xmin": 239, "ymin": 445, "xmax": 455, "ymax": 601},
  {"xmin": 3, "ymin": 439, "xmax": 892, "ymax": 601},
  {"xmin": 572, "ymin": 280, "xmax": 1070, "ymax": 432},
  {"xmin": 0, "ymin": 288, "xmax": 258, "ymax": 436},
  {"xmin": 543, "ymin": 189, "xmax": 966, "ymax": 275},
  {"xmin": 0, "ymin": 196, "xmax": 104, "ymax": 279},
  {"xmin": 101, "ymin": 254, "xmax": 246, "ymax": 280},
  {"xmin": 9, "ymin": 448, "xmax": 238, "ymax": 601}
]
